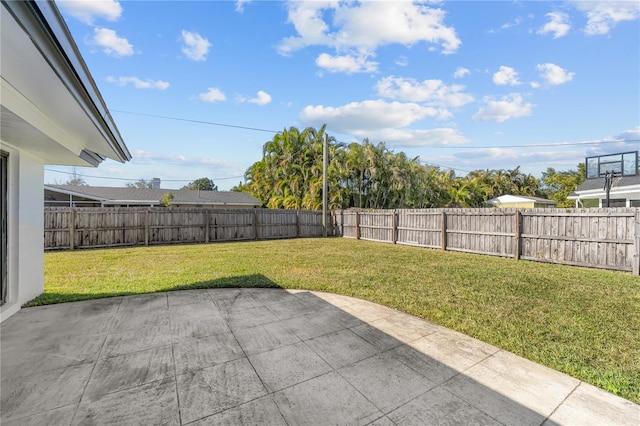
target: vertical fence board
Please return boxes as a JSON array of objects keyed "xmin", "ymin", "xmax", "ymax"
[
  {"xmin": 45, "ymin": 207, "xmax": 330, "ymax": 250},
  {"xmin": 45, "ymin": 207, "xmax": 638, "ymax": 273},
  {"xmin": 334, "ymin": 207, "xmax": 637, "ymax": 272}
]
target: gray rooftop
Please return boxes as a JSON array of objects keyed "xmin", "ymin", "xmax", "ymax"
[
  {"xmin": 574, "ymin": 175, "xmax": 640, "ymax": 192},
  {"xmin": 45, "ymin": 185, "xmax": 262, "ymax": 206}
]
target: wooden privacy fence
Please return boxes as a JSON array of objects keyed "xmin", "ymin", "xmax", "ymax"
[
  {"xmin": 334, "ymin": 208, "xmax": 640, "ymax": 275},
  {"xmin": 45, "ymin": 207, "xmax": 329, "ymax": 250}
]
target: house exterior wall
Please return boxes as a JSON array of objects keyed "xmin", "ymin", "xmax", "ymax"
[
  {"xmin": 1, "ymin": 143, "xmax": 45, "ymax": 322},
  {"xmin": 490, "ymin": 202, "xmax": 556, "ymax": 208},
  {"xmin": 491, "ymin": 202, "xmax": 535, "ymax": 208}
]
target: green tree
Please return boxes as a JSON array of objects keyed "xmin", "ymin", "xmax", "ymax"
[
  {"xmin": 125, "ymin": 179, "xmax": 153, "ymax": 189},
  {"xmin": 541, "ymin": 163, "xmax": 585, "ymax": 207},
  {"xmin": 236, "ymin": 125, "xmax": 557, "ymax": 210},
  {"xmin": 161, "ymin": 192, "xmax": 174, "ymax": 207},
  {"xmin": 183, "ymin": 178, "xmax": 218, "ymax": 191},
  {"xmin": 238, "ymin": 125, "xmax": 340, "ymax": 210}
]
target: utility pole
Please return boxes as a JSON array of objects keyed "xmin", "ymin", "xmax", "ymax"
[{"xmin": 322, "ymin": 131, "xmax": 328, "ymax": 237}]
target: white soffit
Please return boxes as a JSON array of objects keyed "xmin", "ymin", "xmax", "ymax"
[{"xmin": 0, "ymin": 1, "xmax": 129, "ymax": 165}]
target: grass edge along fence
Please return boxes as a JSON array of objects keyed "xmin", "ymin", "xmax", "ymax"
[
  {"xmin": 334, "ymin": 208, "xmax": 640, "ymax": 275},
  {"xmin": 45, "ymin": 207, "xmax": 331, "ymax": 250}
]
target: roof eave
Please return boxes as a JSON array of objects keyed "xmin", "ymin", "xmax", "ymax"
[{"xmin": 2, "ymin": 0, "xmax": 131, "ymax": 163}]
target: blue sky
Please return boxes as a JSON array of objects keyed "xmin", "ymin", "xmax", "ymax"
[{"xmin": 48, "ymin": 0, "xmax": 640, "ymax": 190}]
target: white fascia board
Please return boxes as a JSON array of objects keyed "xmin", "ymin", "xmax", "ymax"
[
  {"xmin": 176, "ymin": 201, "xmax": 260, "ymax": 206},
  {"xmin": 573, "ymin": 185, "xmax": 640, "ymax": 198},
  {"xmin": 3, "ymin": 1, "xmax": 131, "ymax": 163},
  {"xmin": 44, "ymin": 186, "xmax": 106, "ymax": 202},
  {"xmin": 1, "ymin": 78, "xmax": 85, "ymax": 159},
  {"xmin": 101, "ymin": 200, "xmax": 161, "ymax": 205}
]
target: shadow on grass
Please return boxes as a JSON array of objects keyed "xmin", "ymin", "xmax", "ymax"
[{"xmin": 24, "ymin": 274, "xmax": 282, "ymax": 307}]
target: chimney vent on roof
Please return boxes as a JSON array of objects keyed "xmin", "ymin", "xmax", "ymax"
[{"xmin": 152, "ymin": 178, "xmax": 161, "ymax": 189}]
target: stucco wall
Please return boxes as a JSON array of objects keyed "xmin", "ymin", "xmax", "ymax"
[{"xmin": 1, "ymin": 144, "xmax": 44, "ymax": 322}]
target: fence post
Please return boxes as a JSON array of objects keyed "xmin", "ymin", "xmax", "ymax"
[
  {"xmin": 254, "ymin": 209, "xmax": 259, "ymax": 240},
  {"xmin": 440, "ymin": 211, "xmax": 446, "ymax": 251},
  {"xmin": 355, "ymin": 211, "xmax": 360, "ymax": 240},
  {"xmin": 69, "ymin": 208, "xmax": 75, "ymax": 250},
  {"xmin": 205, "ymin": 209, "xmax": 210, "ymax": 243},
  {"xmin": 341, "ymin": 210, "xmax": 344, "ymax": 237},
  {"xmin": 633, "ymin": 210, "xmax": 640, "ymax": 276},
  {"xmin": 392, "ymin": 210, "xmax": 397, "ymax": 244},
  {"xmin": 144, "ymin": 209, "xmax": 149, "ymax": 246},
  {"xmin": 514, "ymin": 211, "xmax": 522, "ymax": 260},
  {"xmin": 296, "ymin": 210, "xmax": 300, "ymax": 238}
]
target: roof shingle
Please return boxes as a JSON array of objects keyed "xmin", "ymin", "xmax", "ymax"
[{"xmin": 45, "ymin": 185, "xmax": 262, "ymax": 206}]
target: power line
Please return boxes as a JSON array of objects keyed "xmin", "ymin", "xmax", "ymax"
[
  {"xmin": 418, "ymin": 160, "xmax": 471, "ymax": 174},
  {"xmin": 111, "ymin": 108, "xmax": 639, "ymax": 150},
  {"xmin": 44, "ymin": 168, "xmax": 244, "ymax": 182},
  {"xmin": 424, "ymin": 139, "xmax": 640, "ymax": 149},
  {"xmin": 111, "ymin": 109, "xmax": 278, "ymax": 134}
]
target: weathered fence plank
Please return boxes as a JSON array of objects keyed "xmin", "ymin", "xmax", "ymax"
[
  {"xmin": 335, "ymin": 208, "xmax": 638, "ymax": 274},
  {"xmin": 45, "ymin": 207, "xmax": 328, "ymax": 250}
]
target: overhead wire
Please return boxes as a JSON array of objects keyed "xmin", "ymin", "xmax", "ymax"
[
  {"xmin": 54, "ymin": 108, "xmax": 637, "ymax": 183},
  {"xmin": 45, "ymin": 168, "xmax": 244, "ymax": 182},
  {"xmin": 111, "ymin": 109, "xmax": 639, "ymax": 149}
]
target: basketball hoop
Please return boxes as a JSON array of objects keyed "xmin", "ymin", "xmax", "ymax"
[{"xmin": 603, "ymin": 171, "xmax": 622, "ymax": 207}]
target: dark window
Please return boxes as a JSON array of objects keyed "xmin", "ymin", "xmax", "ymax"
[{"xmin": 608, "ymin": 198, "xmax": 626, "ymax": 207}]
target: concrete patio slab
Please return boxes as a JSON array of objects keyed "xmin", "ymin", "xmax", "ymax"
[
  {"xmin": 305, "ymin": 329, "xmax": 378, "ymax": 369},
  {"xmin": 176, "ymin": 358, "xmax": 267, "ymax": 424},
  {"xmin": 338, "ymin": 353, "xmax": 436, "ymax": 413},
  {"xmin": 273, "ymin": 372, "xmax": 383, "ymax": 425},
  {"xmin": 387, "ymin": 387, "xmax": 501, "ymax": 425},
  {"xmin": 1, "ymin": 288, "xmax": 639, "ymax": 425},
  {"xmin": 248, "ymin": 341, "xmax": 332, "ymax": 392}
]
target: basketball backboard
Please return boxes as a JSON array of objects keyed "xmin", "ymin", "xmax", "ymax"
[{"xmin": 585, "ymin": 151, "xmax": 638, "ymax": 179}]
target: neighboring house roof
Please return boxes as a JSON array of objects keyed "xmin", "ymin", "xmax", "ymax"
[
  {"xmin": 568, "ymin": 175, "xmax": 640, "ymax": 199},
  {"xmin": 1, "ymin": 0, "xmax": 130, "ymax": 166},
  {"xmin": 487, "ymin": 195, "xmax": 557, "ymax": 205},
  {"xmin": 45, "ymin": 185, "xmax": 262, "ymax": 207},
  {"xmin": 572, "ymin": 175, "xmax": 640, "ymax": 192}
]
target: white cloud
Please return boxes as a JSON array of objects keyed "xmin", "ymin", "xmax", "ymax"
[
  {"xmin": 395, "ymin": 55, "xmax": 409, "ymax": 67},
  {"xmin": 375, "ymin": 76, "xmax": 474, "ymax": 109},
  {"xmin": 181, "ymin": 30, "xmax": 212, "ymax": 61},
  {"xmin": 56, "ymin": 0, "xmax": 122, "ymax": 24},
  {"xmin": 240, "ymin": 90, "xmax": 272, "ymax": 106},
  {"xmin": 572, "ymin": 1, "xmax": 640, "ymax": 35},
  {"xmin": 316, "ymin": 53, "xmax": 378, "ymax": 74},
  {"xmin": 473, "ymin": 93, "xmax": 533, "ymax": 122},
  {"xmin": 372, "ymin": 127, "xmax": 469, "ymax": 147},
  {"xmin": 538, "ymin": 12, "xmax": 571, "ymax": 38},
  {"xmin": 453, "ymin": 148, "xmax": 582, "ymax": 171},
  {"xmin": 493, "ymin": 66, "xmax": 520, "ymax": 86},
  {"xmin": 235, "ymin": 0, "xmax": 251, "ymax": 13},
  {"xmin": 614, "ymin": 127, "xmax": 640, "ymax": 142},
  {"xmin": 530, "ymin": 81, "xmax": 541, "ymax": 89},
  {"xmin": 278, "ymin": 1, "xmax": 460, "ymax": 73},
  {"xmin": 300, "ymin": 100, "xmax": 438, "ymax": 133},
  {"xmin": 106, "ymin": 76, "xmax": 169, "ymax": 90},
  {"xmin": 537, "ymin": 63, "xmax": 575, "ymax": 85},
  {"xmin": 91, "ymin": 28, "xmax": 133, "ymax": 57},
  {"xmin": 488, "ymin": 17, "xmax": 523, "ymax": 34},
  {"xmin": 198, "ymin": 87, "xmax": 226, "ymax": 102},
  {"xmin": 453, "ymin": 67, "xmax": 470, "ymax": 79},
  {"xmin": 131, "ymin": 150, "xmax": 238, "ymax": 169}
]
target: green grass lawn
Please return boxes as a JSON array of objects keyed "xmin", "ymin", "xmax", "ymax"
[{"xmin": 38, "ymin": 238, "xmax": 640, "ymax": 404}]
